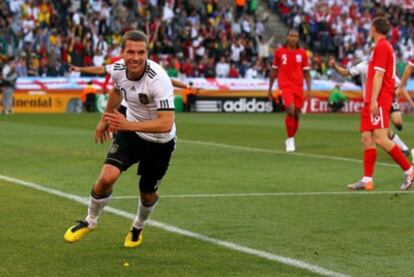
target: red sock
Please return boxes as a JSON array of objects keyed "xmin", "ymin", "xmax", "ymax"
[
  {"xmin": 292, "ymin": 117, "xmax": 299, "ymax": 136},
  {"xmin": 388, "ymin": 145, "xmax": 411, "ymax": 171},
  {"xmin": 363, "ymin": 148, "xmax": 377, "ymax": 177},
  {"xmin": 285, "ymin": 115, "xmax": 295, "ymax": 138}
]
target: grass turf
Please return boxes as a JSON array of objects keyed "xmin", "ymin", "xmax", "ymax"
[{"xmin": 1, "ymin": 112, "xmax": 414, "ymax": 276}]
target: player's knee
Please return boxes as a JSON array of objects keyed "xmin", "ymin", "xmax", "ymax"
[
  {"xmin": 393, "ymin": 123, "xmax": 402, "ymax": 131},
  {"xmin": 139, "ymin": 175, "xmax": 161, "ymax": 194},
  {"xmin": 140, "ymin": 191, "xmax": 158, "ymax": 206},
  {"xmin": 361, "ymin": 134, "xmax": 374, "ymax": 148},
  {"xmin": 98, "ymin": 173, "xmax": 118, "ymax": 188},
  {"xmin": 286, "ymin": 106, "xmax": 295, "ymax": 116},
  {"xmin": 373, "ymin": 134, "xmax": 390, "ymax": 148}
]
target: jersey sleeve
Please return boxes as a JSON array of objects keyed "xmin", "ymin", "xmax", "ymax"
[
  {"xmin": 151, "ymin": 76, "xmax": 175, "ymax": 111},
  {"xmin": 110, "ymin": 61, "xmax": 125, "ymax": 91},
  {"xmin": 349, "ymin": 61, "xmax": 368, "ymax": 77},
  {"xmin": 272, "ymin": 49, "xmax": 280, "ymax": 69},
  {"xmin": 302, "ymin": 50, "xmax": 310, "ymax": 70},
  {"xmin": 373, "ymin": 43, "xmax": 389, "ymax": 72},
  {"xmin": 105, "ymin": 64, "xmax": 114, "ymax": 75},
  {"xmin": 409, "ymin": 58, "xmax": 414, "ymax": 67},
  {"xmin": 395, "ymin": 76, "xmax": 400, "ymax": 86}
]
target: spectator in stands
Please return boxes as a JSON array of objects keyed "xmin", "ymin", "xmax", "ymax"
[
  {"xmin": 216, "ymin": 56, "xmax": 230, "ymax": 78},
  {"xmin": 230, "ymin": 38, "xmax": 245, "ymax": 66},
  {"xmin": 3, "ymin": 0, "xmax": 274, "ymax": 80},
  {"xmin": 255, "ymin": 35, "xmax": 274, "ymax": 62},
  {"xmin": 235, "ymin": 0, "xmax": 246, "ymax": 19},
  {"xmin": 228, "ymin": 62, "xmax": 240, "ymax": 78}
]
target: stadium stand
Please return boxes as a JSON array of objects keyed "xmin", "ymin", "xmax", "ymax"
[
  {"xmin": 0, "ymin": 0, "xmax": 277, "ymax": 79},
  {"xmin": 269, "ymin": 0, "xmax": 414, "ymax": 79}
]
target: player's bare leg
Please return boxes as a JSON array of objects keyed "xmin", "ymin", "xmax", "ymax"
[
  {"xmin": 348, "ymin": 132, "xmax": 376, "ymax": 190},
  {"xmin": 389, "ymin": 111, "xmax": 409, "ymax": 155},
  {"xmin": 64, "ymin": 165, "xmax": 121, "ymax": 242},
  {"xmin": 373, "ymin": 128, "xmax": 414, "ymax": 190}
]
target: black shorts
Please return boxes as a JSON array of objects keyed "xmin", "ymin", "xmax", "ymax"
[
  {"xmin": 390, "ymin": 100, "xmax": 400, "ymax": 113},
  {"xmin": 105, "ymin": 131, "xmax": 175, "ymax": 193}
]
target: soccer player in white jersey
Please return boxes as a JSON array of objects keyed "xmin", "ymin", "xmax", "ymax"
[
  {"xmin": 329, "ymin": 58, "xmax": 414, "ymax": 156},
  {"xmin": 64, "ymin": 30, "xmax": 176, "ymax": 247}
]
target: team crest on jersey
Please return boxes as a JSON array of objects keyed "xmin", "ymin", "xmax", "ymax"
[
  {"xmin": 296, "ymin": 54, "xmax": 302, "ymax": 63},
  {"xmin": 109, "ymin": 144, "xmax": 119, "ymax": 154},
  {"xmin": 139, "ymin": 93, "xmax": 150, "ymax": 104},
  {"xmin": 371, "ymin": 115, "xmax": 381, "ymax": 126}
]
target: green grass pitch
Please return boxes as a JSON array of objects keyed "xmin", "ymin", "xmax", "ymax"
[{"xmin": 1, "ymin": 112, "xmax": 414, "ymax": 276}]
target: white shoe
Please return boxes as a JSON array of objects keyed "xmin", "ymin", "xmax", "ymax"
[
  {"xmin": 285, "ymin": 138, "xmax": 295, "ymax": 152},
  {"xmin": 401, "ymin": 167, "xmax": 414, "ymax": 191}
]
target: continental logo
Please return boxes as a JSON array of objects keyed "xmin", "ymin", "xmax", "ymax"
[{"xmin": 12, "ymin": 97, "xmax": 64, "ymax": 108}]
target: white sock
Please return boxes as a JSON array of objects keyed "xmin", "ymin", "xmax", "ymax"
[
  {"xmin": 404, "ymin": 166, "xmax": 413, "ymax": 175},
  {"xmin": 133, "ymin": 199, "xmax": 159, "ymax": 230},
  {"xmin": 392, "ymin": 134, "xmax": 409, "ymax": 152},
  {"xmin": 85, "ymin": 194, "xmax": 112, "ymax": 228},
  {"xmin": 362, "ymin": 176, "xmax": 373, "ymax": 182}
]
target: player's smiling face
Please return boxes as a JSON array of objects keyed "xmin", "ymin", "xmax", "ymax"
[{"xmin": 122, "ymin": 40, "xmax": 148, "ymax": 76}]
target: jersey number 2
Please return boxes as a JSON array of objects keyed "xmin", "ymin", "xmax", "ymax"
[{"xmin": 281, "ymin": 54, "xmax": 287, "ymax": 65}]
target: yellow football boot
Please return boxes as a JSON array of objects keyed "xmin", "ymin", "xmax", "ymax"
[
  {"xmin": 124, "ymin": 227, "xmax": 143, "ymax": 248},
  {"xmin": 64, "ymin": 221, "xmax": 94, "ymax": 242}
]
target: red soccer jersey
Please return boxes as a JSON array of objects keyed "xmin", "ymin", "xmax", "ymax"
[
  {"xmin": 409, "ymin": 57, "xmax": 414, "ymax": 67},
  {"xmin": 272, "ymin": 46, "xmax": 310, "ymax": 94},
  {"xmin": 365, "ymin": 37, "xmax": 395, "ymax": 105}
]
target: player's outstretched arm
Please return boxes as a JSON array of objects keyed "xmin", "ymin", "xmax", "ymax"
[
  {"xmin": 171, "ymin": 79, "xmax": 188, "ymax": 89},
  {"xmin": 95, "ymin": 88, "xmax": 123, "ymax": 144},
  {"xmin": 70, "ymin": 64, "xmax": 106, "ymax": 75},
  {"xmin": 328, "ymin": 58, "xmax": 351, "ymax": 77},
  {"xmin": 171, "ymin": 79, "xmax": 200, "ymax": 92},
  {"xmin": 104, "ymin": 110, "xmax": 174, "ymax": 133},
  {"xmin": 396, "ymin": 63, "xmax": 414, "ymax": 96},
  {"xmin": 399, "ymin": 87, "xmax": 414, "ymax": 107}
]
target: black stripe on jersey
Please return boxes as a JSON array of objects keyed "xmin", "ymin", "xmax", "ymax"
[
  {"xmin": 146, "ymin": 70, "xmax": 155, "ymax": 79},
  {"xmin": 159, "ymin": 100, "xmax": 170, "ymax": 109},
  {"xmin": 157, "ymin": 108, "xmax": 175, "ymax": 111},
  {"xmin": 145, "ymin": 65, "xmax": 157, "ymax": 79},
  {"xmin": 114, "ymin": 66, "xmax": 126, "ymax": 69}
]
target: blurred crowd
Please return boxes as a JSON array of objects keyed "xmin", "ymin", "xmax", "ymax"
[
  {"xmin": 270, "ymin": 0, "xmax": 414, "ymax": 81},
  {"xmin": 0, "ymin": 0, "xmax": 276, "ymax": 80},
  {"xmin": 2, "ymin": 0, "xmax": 413, "ymax": 83}
]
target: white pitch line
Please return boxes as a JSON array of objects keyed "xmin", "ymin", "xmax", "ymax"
[
  {"xmin": 110, "ymin": 190, "xmax": 414, "ymax": 199},
  {"xmin": 0, "ymin": 174, "xmax": 348, "ymax": 277},
  {"xmin": 180, "ymin": 139, "xmax": 397, "ymax": 168}
]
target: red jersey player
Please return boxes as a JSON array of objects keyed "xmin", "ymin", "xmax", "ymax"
[
  {"xmin": 268, "ymin": 29, "xmax": 311, "ymax": 152},
  {"xmin": 348, "ymin": 17, "xmax": 414, "ymax": 191}
]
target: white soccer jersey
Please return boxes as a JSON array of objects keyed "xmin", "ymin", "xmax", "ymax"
[
  {"xmin": 105, "ymin": 61, "xmax": 127, "ymax": 108},
  {"xmin": 348, "ymin": 61, "xmax": 400, "ymax": 98},
  {"xmin": 348, "ymin": 61, "xmax": 368, "ymax": 98},
  {"xmin": 109, "ymin": 59, "xmax": 176, "ymax": 143}
]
